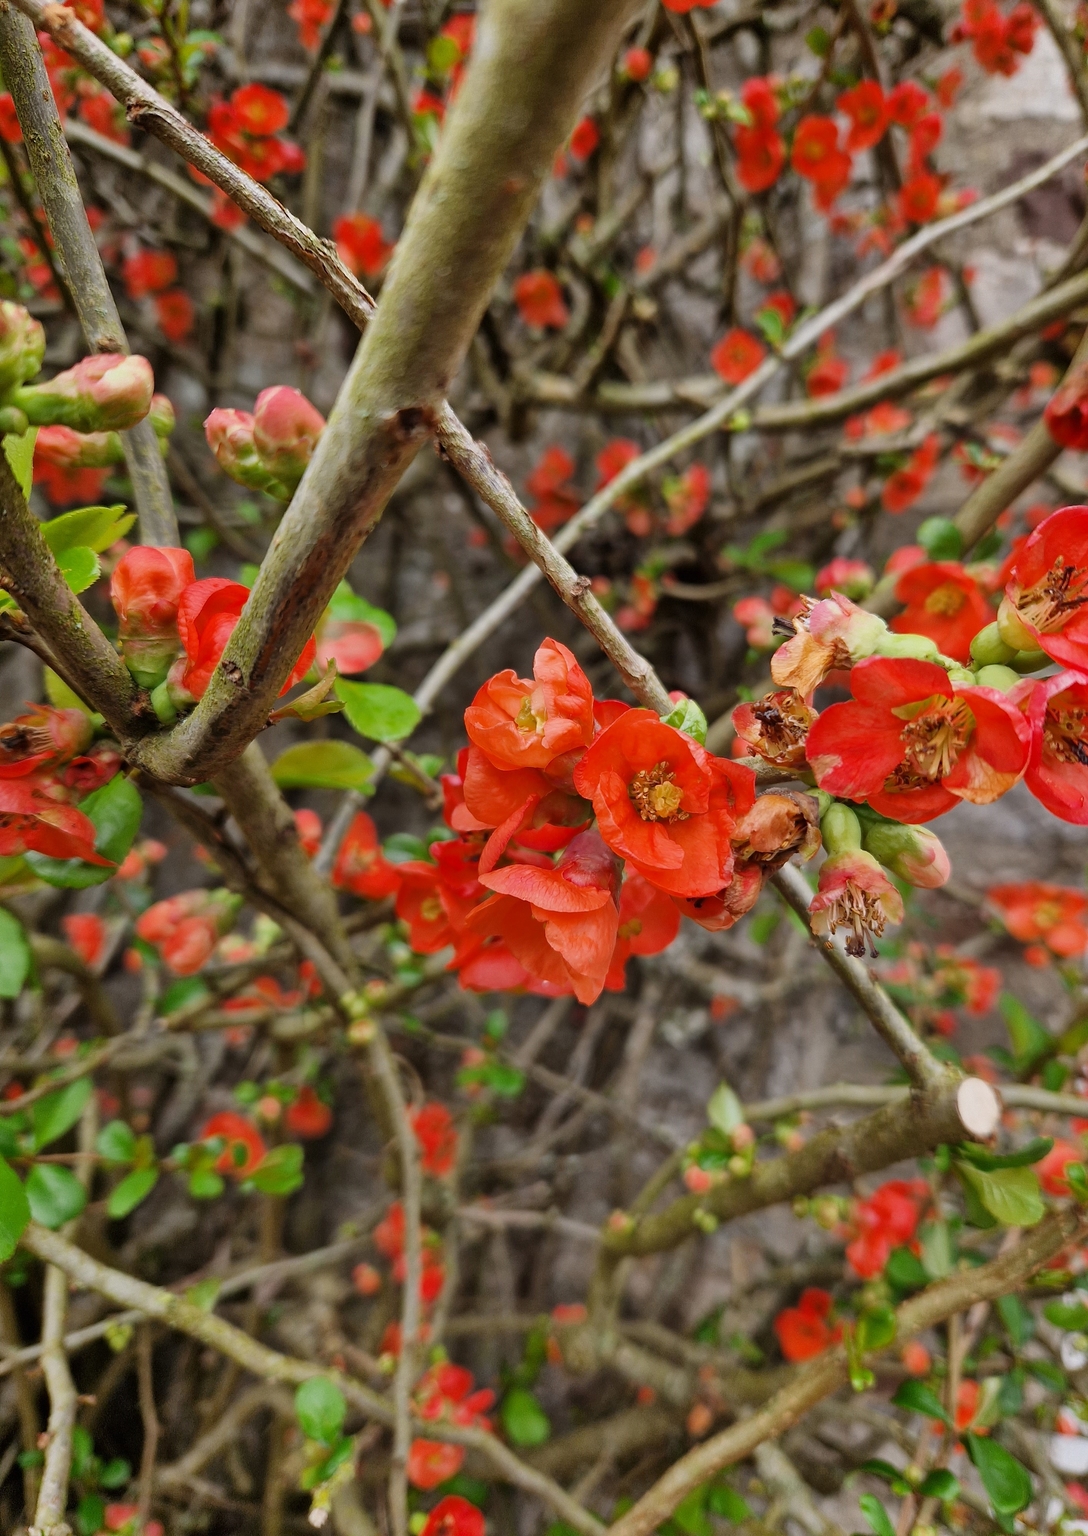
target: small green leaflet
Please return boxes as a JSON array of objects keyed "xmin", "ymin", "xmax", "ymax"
[
  {"xmin": 96, "ymin": 1120, "xmax": 136, "ymax": 1164},
  {"xmin": 957, "ymin": 1137, "xmax": 1053, "ymax": 1172},
  {"xmin": 3, "ymin": 426, "xmax": 36, "ymax": 498},
  {"xmin": 271, "ymin": 740, "xmax": 374, "ymax": 792},
  {"xmin": 295, "ymin": 1376, "xmax": 346, "ymax": 1446},
  {"xmin": 1043, "ymin": 1299, "xmax": 1088, "ymax": 1331},
  {"xmin": 501, "ymin": 1387, "xmax": 551, "ymax": 1446},
  {"xmin": 858, "ymin": 1494, "xmax": 896, "ymax": 1536},
  {"xmin": 43, "ymin": 668, "xmax": 90, "ymax": 713},
  {"xmin": 855, "ymin": 1304, "xmax": 896, "ymax": 1353},
  {"xmin": 336, "ymin": 679, "xmax": 421, "ymax": 743},
  {"xmin": 0, "ymin": 908, "xmax": 29, "ymax": 998},
  {"xmin": 33, "ymin": 1076, "xmax": 93, "ymax": 1150},
  {"xmin": 706, "ymin": 1082, "xmax": 743, "ymax": 1136},
  {"xmin": 249, "ymin": 1143, "xmax": 304, "ymax": 1195},
  {"xmin": 107, "ymin": 1166, "xmax": 159, "ymax": 1219},
  {"xmin": 41, "ymin": 505, "xmax": 133, "ymax": 555},
  {"xmin": 892, "ymin": 1379, "xmax": 950, "ymax": 1425},
  {"xmin": 26, "ymin": 773, "xmax": 142, "ymax": 889},
  {"xmin": 0, "ymin": 1155, "xmax": 29, "ymax": 1259},
  {"xmin": 999, "ymin": 993, "xmax": 1052, "ymax": 1070},
  {"xmin": 660, "ymin": 697, "xmax": 707, "ymax": 745},
  {"xmin": 917, "ymin": 516, "xmax": 963, "ymax": 562},
  {"xmin": 955, "ymin": 1162, "xmax": 1044, "ymax": 1228},
  {"xmin": 55, "ymin": 546, "xmax": 100, "ymax": 595},
  {"xmin": 964, "ymin": 1433, "xmax": 1032, "ymax": 1515},
  {"xmin": 25, "ymin": 1163, "xmax": 87, "ymax": 1227}
]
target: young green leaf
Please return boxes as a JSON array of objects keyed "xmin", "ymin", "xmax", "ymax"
[
  {"xmin": 106, "ymin": 1166, "xmax": 159, "ymax": 1219},
  {"xmin": 706, "ymin": 1082, "xmax": 743, "ymax": 1136},
  {"xmin": 32, "ymin": 1075, "xmax": 92, "ymax": 1150},
  {"xmin": 336, "ymin": 680, "xmax": 421, "ymax": 743},
  {"xmin": 271, "ymin": 740, "xmax": 374, "ymax": 792},
  {"xmin": 964, "ymin": 1434, "xmax": 1032, "ymax": 1515},
  {"xmin": 0, "ymin": 908, "xmax": 30, "ymax": 998},
  {"xmin": 956, "ymin": 1163, "xmax": 1044, "ymax": 1228},
  {"xmin": 25, "ymin": 1163, "xmax": 87, "ymax": 1227},
  {"xmin": 4, "ymin": 426, "xmax": 36, "ymax": 498},
  {"xmin": 0, "ymin": 1155, "xmax": 30, "ymax": 1260},
  {"xmin": 41, "ymin": 505, "xmax": 134, "ymax": 555},
  {"xmin": 858, "ymin": 1493, "xmax": 896, "ymax": 1536},
  {"xmin": 96, "ymin": 1120, "xmax": 136, "ymax": 1165},
  {"xmin": 999, "ymin": 993, "xmax": 1052, "ymax": 1069},
  {"xmin": 295, "ymin": 1376, "xmax": 346, "ymax": 1446},
  {"xmin": 918, "ymin": 1469, "xmax": 959, "ymax": 1501},
  {"xmin": 957, "ymin": 1137, "xmax": 1052, "ymax": 1172},
  {"xmin": 501, "ymin": 1386, "xmax": 551, "ymax": 1446},
  {"xmin": 892, "ymin": 1379, "xmax": 951, "ymax": 1425},
  {"xmin": 55, "ymin": 546, "xmax": 101, "ymax": 595},
  {"xmin": 660, "ymin": 697, "xmax": 708, "ymax": 745},
  {"xmin": 249, "ymin": 1143, "xmax": 304, "ymax": 1195}
]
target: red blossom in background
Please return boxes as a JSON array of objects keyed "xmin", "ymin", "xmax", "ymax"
[
  {"xmin": 332, "ymin": 811, "xmax": 400, "ymax": 899},
  {"xmin": 883, "ymin": 434, "xmax": 940, "ymax": 513},
  {"xmin": 569, "ymin": 116, "xmax": 599, "ymax": 161},
  {"xmin": 61, "ymin": 912, "xmax": 108, "ymax": 967},
  {"xmin": 513, "ymin": 270, "xmax": 569, "ymax": 329},
  {"xmin": 525, "ymin": 445, "xmax": 582, "ymax": 532},
  {"xmin": 987, "ymin": 882, "xmax": 1088, "ymax": 959},
  {"xmin": 155, "ymin": 289, "xmax": 195, "ymax": 343},
  {"xmin": 288, "ymin": 0, "xmax": 333, "ymax": 50},
  {"xmin": 898, "ymin": 171, "xmax": 942, "ymax": 223},
  {"xmin": 890, "ymin": 561, "xmax": 992, "ymax": 662},
  {"xmin": 838, "ymin": 80, "xmax": 889, "ymax": 151},
  {"xmin": 411, "ymin": 1101, "xmax": 459, "ymax": 1176},
  {"xmin": 846, "ymin": 1179, "xmax": 927, "ymax": 1277},
  {"xmin": 285, "ymin": 1085, "xmax": 332, "ymax": 1139},
  {"xmin": 199, "ymin": 1110, "xmax": 266, "ymax": 1178},
  {"xmin": 1044, "ymin": 361, "xmax": 1088, "ymax": 451},
  {"xmin": 122, "ymin": 248, "xmax": 177, "ymax": 298},
  {"xmin": 420, "ymin": 1497, "xmax": 485, "ymax": 1536},
  {"xmin": 333, "ymin": 213, "xmax": 394, "ymax": 279},
  {"xmin": 710, "ymin": 327, "xmax": 766, "ymax": 385},
  {"xmin": 774, "ymin": 1289, "xmax": 841, "ymax": 1361}
]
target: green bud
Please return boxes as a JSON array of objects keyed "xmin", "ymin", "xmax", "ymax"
[
  {"xmin": 872, "ymin": 631, "xmax": 942, "ymax": 662},
  {"xmin": 969, "ymin": 620, "xmax": 1017, "ymax": 668},
  {"xmin": 944, "ymin": 665, "xmax": 976, "ymax": 686},
  {"xmin": 692, "ymin": 1208, "xmax": 718, "ymax": 1233},
  {"xmin": 973, "ymin": 664, "xmax": 1021, "ymax": 693},
  {"xmin": 862, "ymin": 820, "xmax": 950, "ymax": 888},
  {"xmin": 820, "ymin": 802, "xmax": 862, "ymax": 855},
  {"xmin": 1009, "ymin": 649, "xmax": 1050, "ymax": 673},
  {"xmin": 149, "ymin": 680, "xmax": 177, "ymax": 725},
  {"xmin": 0, "ymin": 406, "xmax": 28, "ymax": 436}
]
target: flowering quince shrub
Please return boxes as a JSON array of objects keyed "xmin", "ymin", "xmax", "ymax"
[{"xmin": 8, "ymin": 6, "xmax": 1088, "ymax": 1536}]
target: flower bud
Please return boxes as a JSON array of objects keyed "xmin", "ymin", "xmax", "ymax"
[
  {"xmin": 16, "ymin": 353, "xmax": 154, "ymax": 432},
  {"xmin": 1009, "ymin": 648, "xmax": 1050, "ymax": 673},
  {"xmin": 810, "ymin": 849, "xmax": 905, "ymax": 956},
  {"xmin": 861, "ymin": 820, "xmax": 950, "ymax": 889},
  {"xmin": 820, "ymin": 801, "xmax": 862, "ymax": 856},
  {"xmin": 969, "ymin": 620, "xmax": 1017, "ymax": 668},
  {"xmin": 996, "ymin": 593, "xmax": 1038, "ymax": 653},
  {"xmin": 0, "ymin": 301, "xmax": 44, "ymax": 394},
  {"xmin": 0, "ymin": 406, "xmax": 27, "ymax": 435},
  {"xmin": 973, "ymin": 664, "xmax": 1021, "ymax": 693},
  {"xmin": 148, "ymin": 392, "xmax": 176, "ymax": 440},
  {"xmin": 871, "ymin": 630, "xmax": 942, "ymax": 662},
  {"xmin": 251, "ymin": 386, "xmax": 325, "ymax": 492},
  {"xmin": 204, "ymin": 407, "xmax": 290, "ymax": 500},
  {"xmin": 110, "ymin": 545, "xmax": 195, "ymax": 689}
]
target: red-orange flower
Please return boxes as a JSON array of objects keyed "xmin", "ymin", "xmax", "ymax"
[
  {"xmin": 573, "ymin": 711, "xmax": 756, "ymax": 898},
  {"xmin": 846, "ymin": 1179, "xmax": 927, "ymax": 1277},
  {"xmin": 987, "ymin": 881, "xmax": 1088, "ymax": 958},
  {"xmin": 898, "ymin": 171, "xmax": 941, "ymax": 224},
  {"xmin": 791, "ymin": 115, "xmax": 841, "ymax": 180},
  {"xmin": 606, "ymin": 871, "xmax": 681, "ymax": 990},
  {"xmin": 891, "ymin": 561, "xmax": 992, "ymax": 662},
  {"xmin": 710, "ymin": 327, "xmax": 766, "ymax": 385},
  {"xmin": 62, "ymin": 912, "xmax": 108, "ymax": 968},
  {"xmin": 774, "ymin": 1289, "xmax": 841, "ymax": 1362},
  {"xmin": 420, "ymin": 1496, "xmax": 484, "ymax": 1536},
  {"xmin": 407, "ymin": 1441, "xmax": 463, "ymax": 1491},
  {"xmin": 172, "ymin": 578, "xmax": 315, "ymax": 701},
  {"xmin": 882, "ymin": 434, "xmax": 940, "ymax": 514},
  {"xmin": 1016, "ymin": 670, "xmax": 1088, "ymax": 823},
  {"xmin": 333, "ymin": 213, "xmax": 393, "ymax": 278},
  {"xmin": 805, "ymin": 656, "xmax": 1030, "ymax": 822},
  {"xmin": 513, "ymin": 270, "xmax": 569, "ymax": 329},
  {"xmin": 888, "ymin": 80, "xmax": 930, "ymax": 126},
  {"xmin": 810, "ymin": 850, "xmax": 905, "ymax": 956},
  {"xmin": 734, "ymin": 125, "xmax": 786, "ymax": 192},
  {"xmin": 332, "ymin": 811, "xmax": 401, "ymax": 899},
  {"xmin": 122, "ymin": 249, "xmax": 177, "ymax": 299},
  {"xmin": 411, "ymin": 1102, "xmax": 458, "ymax": 1176},
  {"xmin": 999, "ymin": 506, "xmax": 1088, "ymax": 669},
  {"xmin": 837, "ymin": 80, "xmax": 888, "ymax": 151},
  {"xmin": 199, "ymin": 1110, "xmax": 266, "ymax": 1178},
  {"xmin": 1037, "ymin": 1139, "xmax": 1084, "ymax": 1195},
  {"xmin": 467, "ymin": 831, "xmax": 620, "ymax": 1004},
  {"xmin": 285, "ymin": 1085, "xmax": 332, "ymax": 1139},
  {"xmin": 465, "ymin": 638, "xmax": 594, "ymax": 773},
  {"xmin": 154, "ymin": 289, "xmax": 194, "ymax": 343}
]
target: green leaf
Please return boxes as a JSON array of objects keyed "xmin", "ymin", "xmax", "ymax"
[
  {"xmin": 41, "ymin": 505, "xmax": 133, "ymax": 555},
  {"xmin": 32, "ymin": 1075, "xmax": 92, "ymax": 1150},
  {"xmin": 501, "ymin": 1386, "xmax": 551, "ymax": 1446},
  {"xmin": 706, "ymin": 1082, "xmax": 743, "ymax": 1137},
  {"xmin": 661, "ymin": 697, "xmax": 707, "ymax": 745},
  {"xmin": 56, "ymin": 544, "xmax": 100, "ymax": 595},
  {"xmin": 43, "ymin": 668, "xmax": 90, "ymax": 713},
  {"xmin": 76, "ymin": 1492, "xmax": 105, "ymax": 1536},
  {"xmin": 999, "ymin": 993, "xmax": 1051, "ymax": 1069},
  {"xmin": 326, "ymin": 583, "xmax": 396, "ymax": 649},
  {"xmin": 919, "ymin": 1469, "xmax": 959, "ymax": 1501},
  {"xmin": 917, "ymin": 516, "xmax": 963, "ymax": 562},
  {"xmin": 1024, "ymin": 1358, "xmax": 1065, "ymax": 1391},
  {"xmin": 965, "ymin": 1434, "xmax": 1032, "ymax": 1515},
  {"xmin": 857, "ymin": 1460, "xmax": 911, "ymax": 1495},
  {"xmin": 706, "ymin": 1483, "xmax": 751, "ymax": 1520},
  {"xmin": 96, "ymin": 1119, "xmax": 136, "ymax": 1164},
  {"xmin": 160, "ymin": 976, "xmax": 211, "ymax": 1015},
  {"xmin": 336, "ymin": 680, "xmax": 421, "ymax": 743},
  {"xmin": 997, "ymin": 1292, "xmax": 1034, "ymax": 1348},
  {"xmin": 1043, "ymin": 1299, "xmax": 1088, "ymax": 1330},
  {"xmin": 956, "ymin": 1163, "xmax": 1044, "ymax": 1228},
  {"xmin": 920, "ymin": 1218, "xmax": 955, "ymax": 1278},
  {"xmin": 188, "ymin": 1167, "xmax": 224, "ymax": 1199},
  {"xmin": 0, "ymin": 907, "xmax": 29, "ymax": 998},
  {"xmin": 885, "ymin": 1245, "xmax": 928, "ymax": 1292},
  {"xmin": 25, "ymin": 1163, "xmax": 86, "ymax": 1227},
  {"xmin": 958, "ymin": 1137, "xmax": 1053, "ymax": 1172},
  {"xmin": 271, "ymin": 739, "xmax": 374, "ymax": 792},
  {"xmin": 4, "ymin": 426, "xmax": 36, "ymax": 498},
  {"xmin": 185, "ymin": 1277, "xmax": 222, "ymax": 1312},
  {"xmin": 0, "ymin": 1155, "xmax": 30, "ymax": 1259},
  {"xmin": 858, "ymin": 1494, "xmax": 896, "ymax": 1536},
  {"xmin": 99, "ymin": 1456, "xmax": 131, "ymax": 1489},
  {"xmin": 892, "ymin": 1379, "xmax": 951, "ymax": 1426},
  {"xmin": 26, "ymin": 773, "xmax": 142, "ymax": 889},
  {"xmin": 670, "ymin": 1486, "xmax": 712, "ymax": 1536},
  {"xmin": 806, "ymin": 24, "xmax": 831, "ymax": 54},
  {"xmin": 249, "ymin": 1142, "xmax": 304, "ymax": 1195},
  {"xmin": 107, "ymin": 1166, "xmax": 158, "ymax": 1219},
  {"xmin": 295, "ymin": 1376, "xmax": 346, "ymax": 1446},
  {"xmin": 856, "ymin": 1303, "xmax": 897, "ymax": 1354}
]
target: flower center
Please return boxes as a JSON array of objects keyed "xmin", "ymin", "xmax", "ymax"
[
  {"xmin": 1043, "ymin": 703, "xmax": 1088, "ymax": 767},
  {"xmin": 515, "ymin": 696, "xmax": 544, "ymax": 734},
  {"xmin": 629, "ymin": 762, "xmax": 688, "ymax": 822},
  {"xmin": 1016, "ymin": 556, "xmax": 1088, "ymax": 635},
  {"xmin": 824, "ymin": 883, "xmax": 893, "ymax": 958},
  {"xmin": 897, "ymin": 696, "xmax": 974, "ymax": 782},
  {"xmin": 753, "ymin": 695, "xmax": 811, "ymax": 757},
  {"xmin": 420, "ymin": 896, "xmax": 444, "ymax": 922},
  {"xmin": 923, "ymin": 582, "xmax": 966, "ymax": 617}
]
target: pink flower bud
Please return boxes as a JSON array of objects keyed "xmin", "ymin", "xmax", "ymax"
[
  {"xmin": 35, "ymin": 424, "xmax": 118, "ymax": 470},
  {"xmin": 204, "ymin": 407, "xmax": 290, "ymax": 500},
  {"xmin": 16, "ymin": 353, "xmax": 154, "ymax": 432},
  {"xmin": 0, "ymin": 301, "xmax": 44, "ymax": 393},
  {"xmin": 251, "ymin": 385, "xmax": 325, "ymax": 490},
  {"xmin": 862, "ymin": 820, "xmax": 951, "ymax": 889},
  {"xmin": 110, "ymin": 545, "xmax": 195, "ymax": 689},
  {"xmin": 149, "ymin": 391, "xmax": 176, "ymax": 439}
]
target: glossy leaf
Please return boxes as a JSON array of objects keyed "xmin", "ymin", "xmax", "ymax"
[
  {"xmin": 33, "ymin": 1075, "xmax": 92, "ymax": 1150},
  {"xmin": 270, "ymin": 740, "xmax": 373, "ymax": 792},
  {"xmin": 501, "ymin": 1386, "xmax": 551, "ymax": 1446},
  {"xmin": 25, "ymin": 1163, "xmax": 87, "ymax": 1227},
  {"xmin": 41, "ymin": 504, "xmax": 133, "ymax": 554},
  {"xmin": 965, "ymin": 1433, "xmax": 1032, "ymax": 1515},
  {"xmin": 107, "ymin": 1166, "xmax": 159, "ymax": 1219},
  {"xmin": 295, "ymin": 1376, "xmax": 346, "ymax": 1446},
  {"xmin": 858, "ymin": 1494, "xmax": 896, "ymax": 1536},
  {"xmin": 892, "ymin": 1379, "xmax": 950, "ymax": 1425},
  {"xmin": 4, "ymin": 426, "xmax": 36, "ymax": 497},
  {"xmin": 336, "ymin": 679, "xmax": 421, "ymax": 743},
  {"xmin": 249, "ymin": 1143, "xmax": 304, "ymax": 1195},
  {"xmin": 0, "ymin": 907, "xmax": 29, "ymax": 998},
  {"xmin": 55, "ymin": 545, "xmax": 100, "ymax": 595},
  {"xmin": 956, "ymin": 1163, "xmax": 1044, "ymax": 1228},
  {"xmin": 0, "ymin": 1155, "xmax": 29, "ymax": 1260},
  {"xmin": 96, "ymin": 1120, "xmax": 136, "ymax": 1164}
]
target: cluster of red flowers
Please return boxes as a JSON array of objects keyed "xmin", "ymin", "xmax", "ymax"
[
  {"xmin": 121, "ymin": 247, "xmax": 194, "ymax": 345},
  {"xmin": 408, "ymin": 1364, "xmax": 495, "ymax": 1489},
  {"xmin": 881, "ymin": 941, "xmax": 1000, "ymax": 1036},
  {"xmin": 0, "ymin": 703, "xmax": 121, "ymax": 866},
  {"xmin": 196, "ymin": 85, "xmax": 304, "ymax": 229},
  {"xmin": 844, "ymin": 1178, "xmax": 928, "ymax": 1278},
  {"xmin": 0, "ymin": 12, "xmax": 128, "ymax": 155},
  {"xmin": 519, "ymin": 442, "xmax": 709, "ymax": 541},
  {"xmin": 108, "ymin": 544, "xmax": 315, "ymax": 706},
  {"xmin": 950, "ymin": 0, "xmax": 1037, "ymax": 74},
  {"xmin": 513, "ymin": 269, "xmax": 569, "ymax": 330},
  {"xmin": 988, "ymin": 881, "xmax": 1088, "ymax": 965}
]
